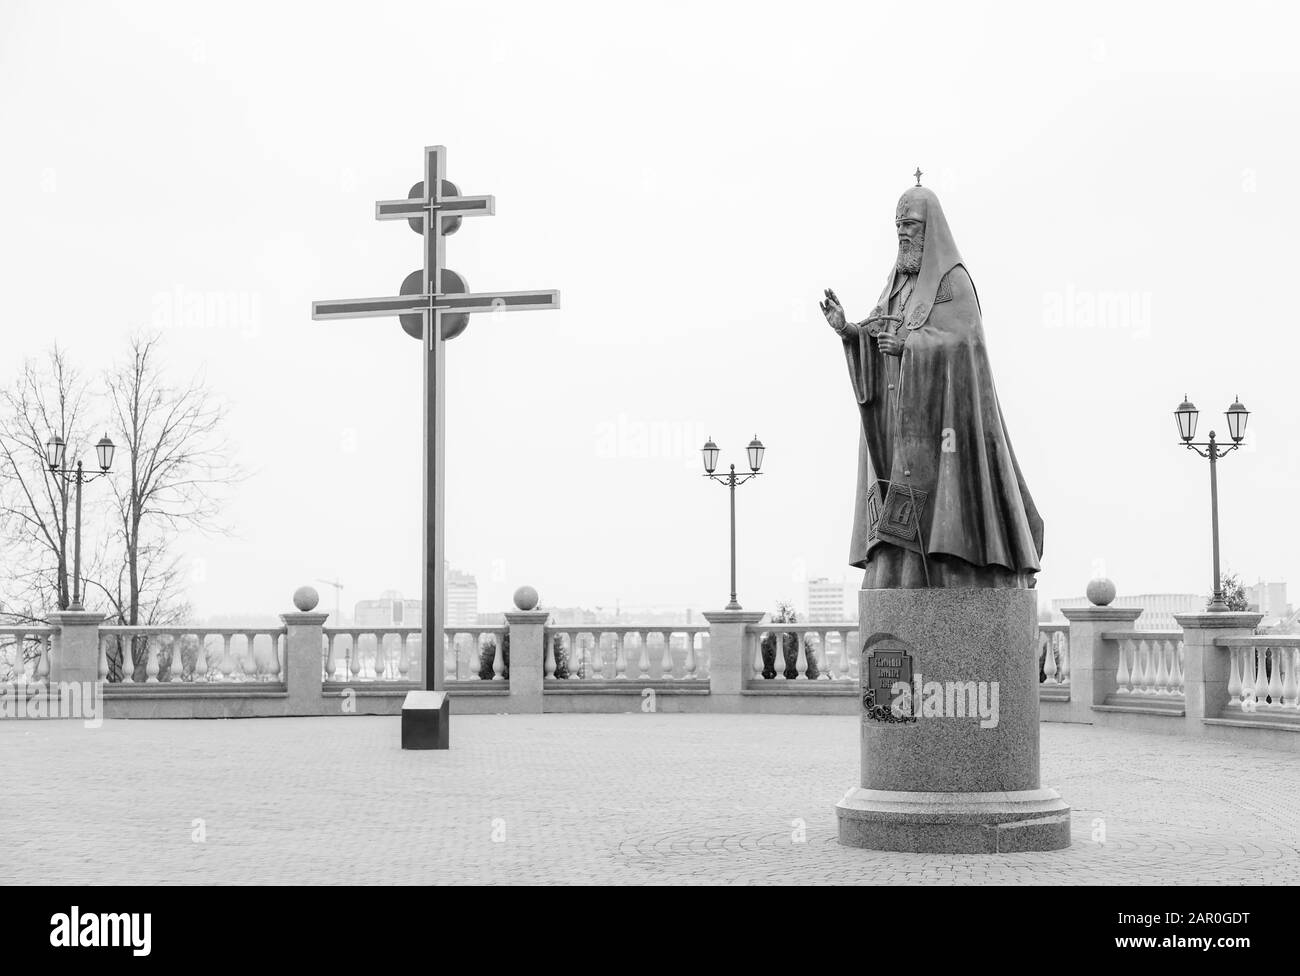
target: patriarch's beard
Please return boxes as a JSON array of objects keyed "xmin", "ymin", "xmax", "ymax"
[{"xmin": 895, "ymin": 232, "xmax": 924, "ymax": 275}]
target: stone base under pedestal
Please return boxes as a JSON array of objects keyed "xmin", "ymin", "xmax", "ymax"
[{"xmin": 836, "ymin": 786, "xmax": 1071, "ymax": 853}]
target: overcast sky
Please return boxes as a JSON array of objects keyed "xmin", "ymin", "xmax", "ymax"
[{"xmin": 2, "ymin": 0, "xmax": 1296, "ymax": 620}]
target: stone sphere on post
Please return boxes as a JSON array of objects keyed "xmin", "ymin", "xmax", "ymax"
[
  {"xmin": 293, "ymin": 586, "xmax": 320, "ymax": 613},
  {"xmin": 1086, "ymin": 577, "xmax": 1117, "ymax": 607},
  {"xmin": 513, "ymin": 586, "xmax": 539, "ymax": 611}
]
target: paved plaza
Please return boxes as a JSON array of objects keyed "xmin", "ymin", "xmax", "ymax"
[{"xmin": 4, "ymin": 714, "xmax": 1297, "ymax": 885}]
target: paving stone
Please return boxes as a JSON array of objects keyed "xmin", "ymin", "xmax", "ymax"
[{"xmin": 2, "ymin": 715, "xmax": 1296, "ymax": 885}]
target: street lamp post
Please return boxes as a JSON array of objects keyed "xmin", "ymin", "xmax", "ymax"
[
  {"xmin": 700, "ymin": 435, "xmax": 765, "ymax": 611},
  {"xmin": 44, "ymin": 432, "xmax": 116, "ymax": 611},
  {"xmin": 1174, "ymin": 396, "xmax": 1250, "ymax": 612}
]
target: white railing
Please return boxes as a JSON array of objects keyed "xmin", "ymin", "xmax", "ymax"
[
  {"xmin": 1038, "ymin": 624, "xmax": 1070, "ymax": 688},
  {"xmin": 0, "ymin": 627, "xmax": 54, "ymax": 685},
  {"xmin": 1220, "ymin": 636, "xmax": 1300, "ymax": 714},
  {"xmin": 1105, "ymin": 630, "xmax": 1185, "ymax": 698},
  {"xmin": 99, "ymin": 626, "xmax": 286, "ymax": 684},
  {"xmin": 745, "ymin": 624, "xmax": 859, "ymax": 682},
  {"xmin": 322, "ymin": 625, "xmax": 510, "ymax": 682},
  {"xmin": 544, "ymin": 626, "xmax": 711, "ymax": 680}
]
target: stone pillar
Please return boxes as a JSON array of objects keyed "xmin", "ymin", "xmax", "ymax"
[
  {"xmin": 46, "ymin": 610, "xmax": 105, "ymax": 688},
  {"xmin": 837, "ymin": 588, "xmax": 1069, "ymax": 853},
  {"xmin": 1060, "ymin": 605, "xmax": 1143, "ymax": 721},
  {"xmin": 704, "ymin": 610, "xmax": 767, "ymax": 712},
  {"xmin": 281, "ymin": 586, "xmax": 328, "ymax": 715},
  {"xmin": 1174, "ymin": 611, "xmax": 1263, "ymax": 735},
  {"xmin": 504, "ymin": 586, "xmax": 548, "ymax": 714}
]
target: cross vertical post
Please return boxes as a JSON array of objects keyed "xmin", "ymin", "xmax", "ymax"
[{"xmin": 422, "ymin": 146, "xmax": 446, "ymax": 691}]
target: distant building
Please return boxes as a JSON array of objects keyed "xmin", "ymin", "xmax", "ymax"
[
  {"xmin": 807, "ymin": 578, "xmax": 847, "ymax": 622},
  {"xmin": 1051, "ymin": 593, "xmax": 1202, "ymax": 630},
  {"xmin": 353, "ymin": 566, "xmax": 479, "ymax": 630},
  {"xmin": 445, "ymin": 566, "xmax": 479, "ymax": 628},
  {"xmin": 1245, "ymin": 580, "xmax": 1289, "ymax": 622}
]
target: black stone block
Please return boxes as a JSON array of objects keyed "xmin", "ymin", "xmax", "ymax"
[{"xmin": 401, "ymin": 691, "xmax": 450, "ymax": 750}]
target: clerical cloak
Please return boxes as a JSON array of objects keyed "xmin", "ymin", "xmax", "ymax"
[{"xmin": 842, "ymin": 187, "xmax": 1043, "ymax": 588}]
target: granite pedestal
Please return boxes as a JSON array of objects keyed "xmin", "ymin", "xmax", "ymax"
[
  {"xmin": 401, "ymin": 691, "xmax": 450, "ymax": 750},
  {"xmin": 836, "ymin": 588, "xmax": 1070, "ymax": 852}
]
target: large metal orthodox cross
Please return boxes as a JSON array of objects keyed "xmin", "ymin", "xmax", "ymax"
[{"xmin": 313, "ymin": 145, "xmax": 559, "ymax": 692}]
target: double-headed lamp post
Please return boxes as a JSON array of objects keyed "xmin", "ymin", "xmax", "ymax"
[
  {"xmin": 44, "ymin": 432, "xmax": 116, "ymax": 611},
  {"xmin": 1174, "ymin": 395, "xmax": 1249, "ymax": 613},
  {"xmin": 700, "ymin": 435, "xmax": 765, "ymax": 611}
]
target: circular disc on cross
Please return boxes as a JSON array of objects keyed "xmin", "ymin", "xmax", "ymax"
[
  {"xmin": 399, "ymin": 268, "xmax": 470, "ymax": 340},
  {"xmin": 408, "ymin": 180, "xmax": 463, "ymax": 236}
]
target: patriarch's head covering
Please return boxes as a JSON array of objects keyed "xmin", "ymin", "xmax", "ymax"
[{"xmin": 872, "ymin": 184, "xmax": 969, "ymax": 331}]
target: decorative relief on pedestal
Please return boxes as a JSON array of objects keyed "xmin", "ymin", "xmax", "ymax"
[{"xmin": 861, "ymin": 632, "xmax": 917, "ymax": 724}]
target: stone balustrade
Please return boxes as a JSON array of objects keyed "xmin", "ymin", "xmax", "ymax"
[
  {"xmin": 1219, "ymin": 636, "xmax": 1300, "ymax": 719},
  {"xmin": 1037, "ymin": 624, "xmax": 1070, "ymax": 700},
  {"xmin": 1102, "ymin": 630, "xmax": 1185, "ymax": 703},
  {"xmin": 2, "ymin": 586, "xmax": 1294, "ymax": 748},
  {"xmin": 98, "ymin": 626, "xmax": 287, "ymax": 685},
  {"xmin": 544, "ymin": 625, "xmax": 711, "ymax": 681},
  {"xmin": 0, "ymin": 627, "xmax": 54, "ymax": 686},
  {"xmin": 745, "ymin": 623, "xmax": 860, "ymax": 682}
]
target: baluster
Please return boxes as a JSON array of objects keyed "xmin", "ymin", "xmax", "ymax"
[
  {"xmin": 591, "ymin": 634, "xmax": 605, "ymax": 679},
  {"xmin": 684, "ymin": 633, "xmax": 698, "ymax": 679},
  {"xmin": 565, "ymin": 633, "xmax": 578, "ymax": 679},
  {"xmin": 1042, "ymin": 632, "xmax": 1057, "ymax": 684},
  {"xmin": 187, "ymin": 636, "xmax": 204, "ymax": 680},
  {"xmin": 1252, "ymin": 646, "xmax": 1269, "ymax": 707},
  {"xmin": 1281, "ymin": 647, "xmax": 1298, "ymax": 710},
  {"xmin": 752, "ymin": 632, "xmax": 764, "ymax": 680},
  {"xmin": 1138, "ymin": 639, "xmax": 1155, "ymax": 694},
  {"xmin": 1152, "ymin": 637, "xmax": 1168, "ymax": 695},
  {"xmin": 35, "ymin": 634, "xmax": 50, "ymax": 687},
  {"xmin": 1169, "ymin": 640, "xmax": 1183, "ymax": 695},
  {"xmin": 613, "ymin": 633, "xmax": 627, "ymax": 679},
  {"xmin": 266, "ymin": 634, "xmax": 281, "ymax": 681},
  {"xmin": 545, "ymin": 633, "xmax": 557, "ymax": 679},
  {"xmin": 1058, "ymin": 633, "xmax": 1071, "ymax": 684},
  {"xmin": 1240, "ymin": 646, "xmax": 1257, "ymax": 706},
  {"xmin": 241, "ymin": 633, "xmax": 258, "ymax": 680},
  {"xmin": 795, "ymin": 632, "xmax": 809, "ymax": 680},
  {"xmin": 97, "ymin": 636, "xmax": 109, "ymax": 682},
  {"xmin": 822, "ymin": 632, "xmax": 838, "ymax": 680},
  {"xmin": 211, "ymin": 633, "xmax": 228, "ymax": 681},
  {"xmin": 323, "ymin": 633, "xmax": 336, "ymax": 681},
  {"xmin": 459, "ymin": 634, "xmax": 473, "ymax": 680},
  {"xmin": 1115, "ymin": 638, "xmax": 1131, "ymax": 693},
  {"xmin": 634, "ymin": 633, "xmax": 649, "ymax": 679},
  {"xmin": 168, "ymin": 635, "xmax": 184, "ymax": 682},
  {"xmin": 255, "ymin": 634, "xmax": 269, "ymax": 681},
  {"xmin": 348, "ymin": 633, "xmax": 362, "ymax": 680},
  {"xmin": 1227, "ymin": 646, "xmax": 1242, "ymax": 705},
  {"xmin": 143, "ymin": 636, "xmax": 159, "ymax": 683},
  {"xmin": 399, "ymin": 634, "xmax": 412, "ymax": 680},
  {"xmin": 1266, "ymin": 647, "xmax": 1283, "ymax": 708},
  {"xmin": 491, "ymin": 634, "xmax": 505, "ymax": 680},
  {"xmin": 659, "ymin": 632, "xmax": 674, "ymax": 680},
  {"xmin": 10, "ymin": 634, "xmax": 26, "ymax": 683}
]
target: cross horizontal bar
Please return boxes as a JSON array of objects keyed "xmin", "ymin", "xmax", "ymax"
[
  {"xmin": 375, "ymin": 195, "xmax": 495, "ymax": 221},
  {"xmin": 433, "ymin": 290, "xmax": 560, "ymax": 314},
  {"xmin": 312, "ymin": 295, "xmax": 428, "ymax": 320}
]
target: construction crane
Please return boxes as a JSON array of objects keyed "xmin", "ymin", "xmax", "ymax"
[{"xmin": 316, "ymin": 578, "xmax": 344, "ymax": 623}]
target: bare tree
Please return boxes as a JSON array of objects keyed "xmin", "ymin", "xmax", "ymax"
[
  {"xmin": 0, "ymin": 347, "xmax": 97, "ymax": 620},
  {"xmin": 101, "ymin": 331, "xmax": 239, "ymax": 680}
]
